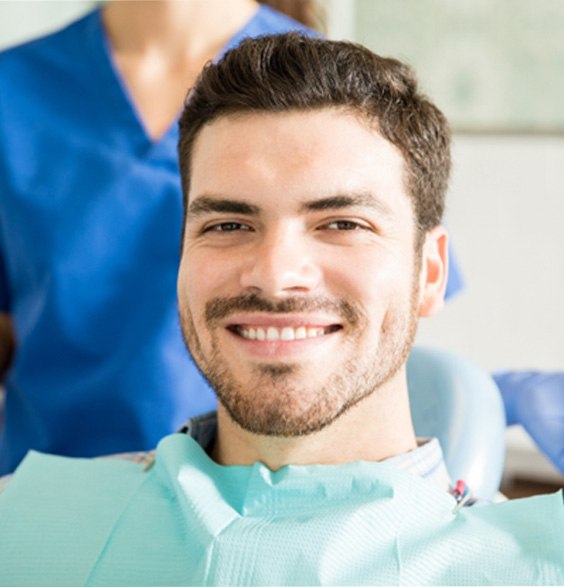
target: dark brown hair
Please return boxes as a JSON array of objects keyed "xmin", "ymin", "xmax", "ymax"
[{"xmin": 178, "ymin": 33, "xmax": 450, "ymax": 234}]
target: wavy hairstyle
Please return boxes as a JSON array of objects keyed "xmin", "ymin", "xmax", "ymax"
[{"xmin": 179, "ymin": 33, "xmax": 450, "ymax": 237}]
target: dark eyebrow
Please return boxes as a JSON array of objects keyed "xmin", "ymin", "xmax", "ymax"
[
  {"xmin": 302, "ymin": 193, "xmax": 393, "ymax": 216},
  {"xmin": 187, "ymin": 196, "xmax": 260, "ymax": 218}
]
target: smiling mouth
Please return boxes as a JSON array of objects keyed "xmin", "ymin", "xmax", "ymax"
[{"xmin": 228, "ymin": 324, "xmax": 342, "ymax": 341}]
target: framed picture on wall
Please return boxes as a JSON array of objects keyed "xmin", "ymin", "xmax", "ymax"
[{"xmin": 346, "ymin": 0, "xmax": 564, "ymax": 134}]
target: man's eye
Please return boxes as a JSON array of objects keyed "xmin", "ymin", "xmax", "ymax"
[
  {"xmin": 324, "ymin": 220, "xmax": 365, "ymax": 231},
  {"xmin": 206, "ymin": 222, "xmax": 251, "ymax": 233}
]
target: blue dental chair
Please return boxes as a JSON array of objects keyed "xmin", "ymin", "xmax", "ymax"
[{"xmin": 407, "ymin": 346, "xmax": 506, "ymax": 500}]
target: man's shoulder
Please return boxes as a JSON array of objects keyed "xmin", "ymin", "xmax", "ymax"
[
  {"xmin": 0, "ymin": 449, "xmax": 151, "ymax": 496},
  {"xmin": 101, "ymin": 450, "xmax": 156, "ymax": 467},
  {"xmin": 0, "ymin": 449, "xmax": 153, "ymax": 584}
]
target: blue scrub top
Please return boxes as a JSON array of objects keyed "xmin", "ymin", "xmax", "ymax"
[
  {"xmin": 0, "ymin": 7, "xmax": 464, "ymax": 474},
  {"xmin": 0, "ymin": 6, "xmax": 317, "ymax": 474}
]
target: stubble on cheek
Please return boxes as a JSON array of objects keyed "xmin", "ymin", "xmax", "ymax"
[
  {"xmin": 178, "ymin": 293, "xmax": 367, "ymax": 436},
  {"xmin": 178, "ymin": 285, "xmax": 418, "ymax": 438}
]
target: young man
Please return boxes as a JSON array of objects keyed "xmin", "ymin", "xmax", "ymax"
[{"xmin": 1, "ymin": 34, "xmax": 563, "ymax": 585}]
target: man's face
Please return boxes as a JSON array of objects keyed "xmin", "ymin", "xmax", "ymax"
[{"xmin": 178, "ymin": 109, "xmax": 428, "ymax": 437}]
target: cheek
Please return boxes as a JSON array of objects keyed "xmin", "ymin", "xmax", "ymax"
[
  {"xmin": 330, "ymin": 247, "xmax": 411, "ymax": 299},
  {"xmin": 179, "ymin": 249, "xmax": 240, "ymax": 312},
  {"xmin": 328, "ymin": 249, "xmax": 415, "ymax": 331}
]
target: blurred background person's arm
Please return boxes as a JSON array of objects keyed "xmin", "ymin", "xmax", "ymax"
[
  {"xmin": 495, "ymin": 371, "xmax": 564, "ymax": 474},
  {"xmin": 0, "ymin": 314, "xmax": 14, "ymax": 382}
]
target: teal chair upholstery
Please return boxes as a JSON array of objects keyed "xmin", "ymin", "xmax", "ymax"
[{"xmin": 407, "ymin": 346, "xmax": 506, "ymax": 500}]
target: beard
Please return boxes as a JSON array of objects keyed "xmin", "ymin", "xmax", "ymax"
[{"xmin": 180, "ymin": 285, "xmax": 419, "ymax": 438}]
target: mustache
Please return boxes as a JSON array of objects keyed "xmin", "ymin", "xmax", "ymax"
[{"xmin": 205, "ymin": 293, "xmax": 362, "ymax": 326}]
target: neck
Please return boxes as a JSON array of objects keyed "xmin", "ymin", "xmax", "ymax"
[
  {"xmin": 100, "ymin": 0, "xmax": 259, "ymax": 140},
  {"xmin": 102, "ymin": 0, "xmax": 258, "ymax": 59},
  {"xmin": 213, "ymin": 367, "xmax": 418, "ymax": 470}
]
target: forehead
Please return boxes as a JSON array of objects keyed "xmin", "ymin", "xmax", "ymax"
[{"xmin": 188, "ymin": 109, "xmax": 411, "ymax": 216}]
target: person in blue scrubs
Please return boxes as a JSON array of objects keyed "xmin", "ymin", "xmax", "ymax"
[
  {"xmin": 0, "ymin": 0, "xmax": 320, "ymax": 475},
  {"xmin": 0, "ymin": 0, "xmax": 559, "ymax": 478}
]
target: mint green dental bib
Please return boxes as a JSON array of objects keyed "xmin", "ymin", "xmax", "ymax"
[{"xmin": 1, "ymin": 433, "xmax": 563, "ymax": 586}]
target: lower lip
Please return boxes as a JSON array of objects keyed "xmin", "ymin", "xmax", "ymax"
[{"xmin": 226, "ymin": 329, "xmax": 339, "ymax": 359}]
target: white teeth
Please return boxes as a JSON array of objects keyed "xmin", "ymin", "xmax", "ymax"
[
  {"xmin": 295, "ymin": 326, "xmax": 307, "ymax": 340},
  {"xmin": 280, "ymin": 327, "xmax": 295, "ymax": 341},
  {"xmin": 238, "ymin": 325, "xmax": 332, "ymax": 341},
  {"xmin": 266, "ymin": 327, "xmax": 279, "ymax": 341}
]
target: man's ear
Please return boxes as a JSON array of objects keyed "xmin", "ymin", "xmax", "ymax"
[{"xmin": 418, "ymin": 225, "xmax": 449, "ymax": 318}]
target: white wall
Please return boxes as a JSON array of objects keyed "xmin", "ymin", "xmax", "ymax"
[
  {"xmin": 0, "ymin": 1, "xmax": 96, "ymax": 51},
  {"xmin": 417, "ymin": 135, "xmax": 564, "ymax": 373}
]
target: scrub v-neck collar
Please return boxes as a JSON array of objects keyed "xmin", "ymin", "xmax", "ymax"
[{"xmin": 87, "ymin": 5, "xmax": 265, "ymax": 149}]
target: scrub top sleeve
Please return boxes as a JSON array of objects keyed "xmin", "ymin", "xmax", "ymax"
[
  {"xmin": 0, "ymin": 235, "xmax": 9, "ymax": 313},
  {"xmin": 0, "ymin": 86, "xmax": 9, "ymax": 314}
]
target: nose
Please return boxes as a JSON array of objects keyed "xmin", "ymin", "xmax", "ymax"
[{"xmin": 239, "ymin": 225, "xmax": 322, "ymax": 296}]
